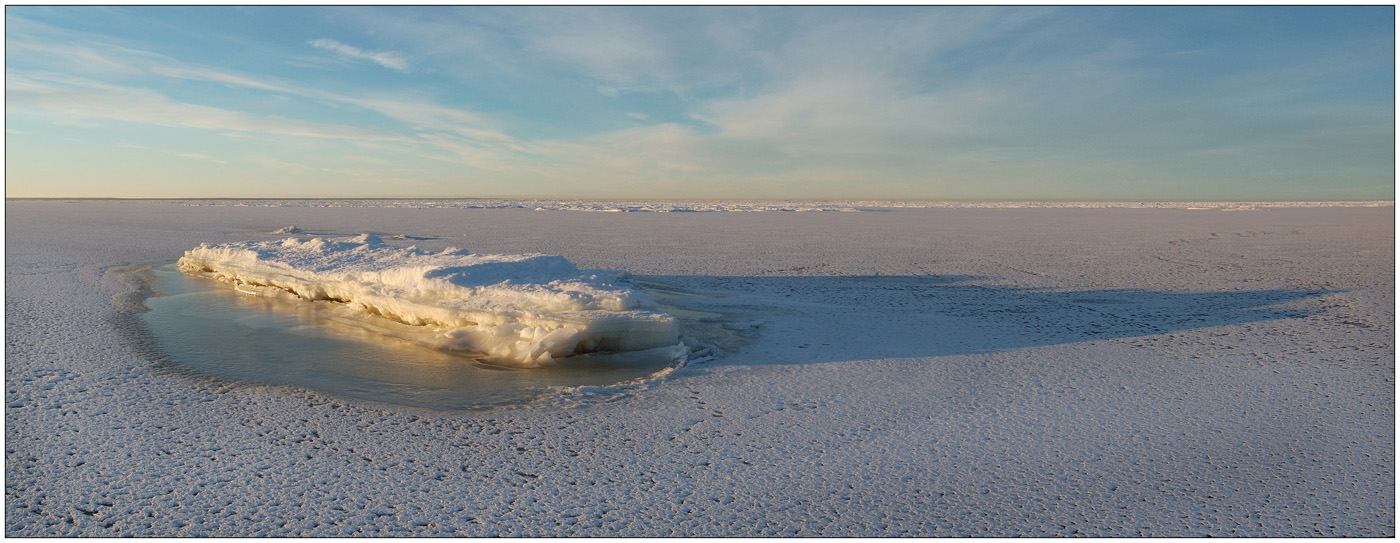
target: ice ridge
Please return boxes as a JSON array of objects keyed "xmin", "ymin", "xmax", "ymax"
[{"xmin": 176, "ymin": 234, "xmax": 680, "ymax": 366}]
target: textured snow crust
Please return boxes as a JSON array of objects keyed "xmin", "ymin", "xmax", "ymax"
[
  {"xmin": 6, "ymin": 200, "xmax": 1394, "ymax": 537},
  {"xmin": 176, "ymin": 234, "xmax": 678, "ymax": 366}
]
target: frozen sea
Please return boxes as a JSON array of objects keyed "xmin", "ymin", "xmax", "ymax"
[{"xmin": 5, "ymin": 199, "xmax": 1394, "ymax": 536}]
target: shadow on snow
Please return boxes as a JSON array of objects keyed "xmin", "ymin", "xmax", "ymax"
[{"xmin": 640, "ymin": 274, "xmax": 1335, "ymax": 365}]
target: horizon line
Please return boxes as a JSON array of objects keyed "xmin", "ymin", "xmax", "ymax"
[{"xmin": 6, "ymin": 197, "xmax": 1394, "ymax": 204}]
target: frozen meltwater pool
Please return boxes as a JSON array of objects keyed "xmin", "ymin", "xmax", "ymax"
[{"xmin": 133, "ymin": 261, "xmax": 719, "ymax": 410}]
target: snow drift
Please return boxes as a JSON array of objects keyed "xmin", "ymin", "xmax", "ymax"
[{"xmin": 175, "ymin": 234, "xmax": 680, "ymax": 366}]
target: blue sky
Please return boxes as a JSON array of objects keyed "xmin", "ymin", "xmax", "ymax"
[{"xmin": 5, "ymin": 6, "xmax": 1394, "ymax": 200}]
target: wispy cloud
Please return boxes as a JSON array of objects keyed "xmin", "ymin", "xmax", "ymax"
[
  {"xmin": 150, "ymin": 65, "xmax": 300, "ymax": 94},
  {"xmin": 310, "ymin": 38, "xmax": 409, "ymax": 72},
  {"xmin": 115, "ymin": 142, "xmax": 229, "ymax": 165},
  {"xmin": 7, "ymin": 74, "xmax": 405, "ymax": 142},
  {"xmin": 7, "ymin": 21, "xmax": 509, "ymax": 161},
  {"xmin": 339, "ymin": 97, "xmax": 513, "ymax": 143},
  {"xmin": 246, "ymin": 156, "xmax": 316, "ymax": 173},
  {"xmin": 6, "ymin": 7, "xmax": 1392, "ymax": 199},
  {"xmin": 525, "ymin": 11, "xmax": 667, "ymax": 87},
  {"xmin": 146, "ymin": 61, "xmax": 512, "ymax": 149},
  {"xmin": 342, "ymin": 155, "xmax": 392, "ymax": 165}
]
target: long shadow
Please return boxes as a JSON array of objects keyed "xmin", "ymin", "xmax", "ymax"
[{"xmin": 641, "ymin": 274, "xmax": 1336, "ymax": 365}]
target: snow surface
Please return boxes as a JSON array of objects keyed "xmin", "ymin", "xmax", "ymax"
[
  {"xmin": 170, "ymin": 198, "xmax": 1392, "ymax": 213},
  {"xmin": 5, "ymin": 200, "xmax": 1395, "ymax": 536},
  {"xmin": 176, "ymin": 234, "xmax": 678, "ymax": 366}
]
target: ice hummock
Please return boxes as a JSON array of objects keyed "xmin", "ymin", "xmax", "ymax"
[{"xmin": 175, "ymin": 234, "xmax": 680, "ymax": 367}]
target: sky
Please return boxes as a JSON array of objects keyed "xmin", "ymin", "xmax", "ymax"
[{"xmin": 5, "ymin": 6, "xmax": 1395, "ymax": 200}]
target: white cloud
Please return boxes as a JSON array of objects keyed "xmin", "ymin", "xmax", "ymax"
[{"xmin": 310, "ymin": 38, "xmax": 409, "ymax": 72}]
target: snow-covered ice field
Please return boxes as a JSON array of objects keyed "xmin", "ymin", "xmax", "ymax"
[{"xmin": 5, "ymin": 199, "xmax": 1394, "ymax": 536}]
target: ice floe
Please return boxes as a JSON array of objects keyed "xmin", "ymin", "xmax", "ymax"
[{"xmin": 176, "ymin": 233, "xmax": 680, "ymax": 366}]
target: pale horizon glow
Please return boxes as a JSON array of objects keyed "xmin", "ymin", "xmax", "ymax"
[{"xmin": 5, "ymin": 6, "xmax": 1395, "ymax": 200}]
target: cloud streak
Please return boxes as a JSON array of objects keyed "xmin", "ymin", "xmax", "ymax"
[{"xmin": 310, "ymin": 38, "xmax": 409, "ymax": 72}]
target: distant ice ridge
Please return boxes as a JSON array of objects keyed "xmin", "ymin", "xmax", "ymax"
[
  {"xmin": 172, "ymin": 199, "xmax": 1392, "ymax": 212},
  {"xmin": 176, "ymin": 234, "xmax": 680, "ymax": 367}
]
